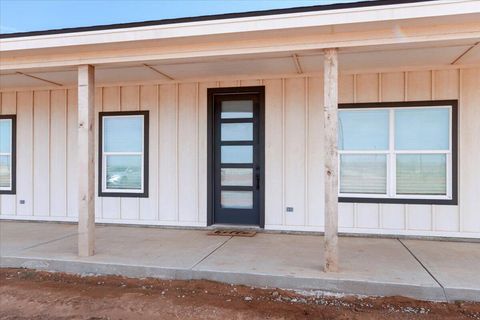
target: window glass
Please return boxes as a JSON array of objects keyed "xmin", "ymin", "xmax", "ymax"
[
  {"xmin": 106, "ymin": 155, "xmax": 142, "ymax": 190},
  {"xmin": 340, "ymin": 154, "xmax": 387, "ymax": 194},
  {"xmin": 104, "ymin": 116, "xmax": 143, "ymax": 152},
  {"xmin": 395, "ymin": 108, "xmax": 449, "ymax": 150},
  {"xmin": 0, "ymin": 119, "xmax": 12, "ymax": 153},
  {"xmin": 339, "ymin": 110, "xmax": 389, "ymax": 150},
  {"xmin": 0, "ymin": 155, "xmax": 11, "ymax": 188},
  {"xmin": 396, "ymin": 154, "xmax": 446, "ymax": 195}
]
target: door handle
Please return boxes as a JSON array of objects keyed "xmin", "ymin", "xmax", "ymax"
[{"xmin": 255, "ymin": 169, "xmax": 260, "ymax": 190}]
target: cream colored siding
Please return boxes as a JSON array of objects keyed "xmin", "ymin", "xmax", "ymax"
[
  {"xmin": 0, "ymin": 67, "xmax": 479, "ymax": 238},
  {"xmin": 460, "ymin": 68, "xmax": 480, "ymax": 233}
]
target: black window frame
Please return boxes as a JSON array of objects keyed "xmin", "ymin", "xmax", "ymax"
[
  {"xmin": 98, "ymin": 111, "xmax": 149, "ymax": 198},
  {"xmin": 338, "ymin": 100, "xmax": 458, "ymax": 206},
  {"xmin": 0, "ymin": 115, "xmax": 16, "ymax": 195}
]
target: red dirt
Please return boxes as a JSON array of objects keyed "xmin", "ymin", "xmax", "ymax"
[{"xmin": 1, "ymin": 268, "xmax": 479, "ymax": 320}]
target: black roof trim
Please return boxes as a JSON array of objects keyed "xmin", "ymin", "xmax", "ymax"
[{"xmin": 0, "ymin": 0, "xmax": 435, "ymax": 39}]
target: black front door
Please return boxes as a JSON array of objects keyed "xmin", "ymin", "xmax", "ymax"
[{"xmin": 208, "ymin": 87, "xmax": 264, "ymax": 226}]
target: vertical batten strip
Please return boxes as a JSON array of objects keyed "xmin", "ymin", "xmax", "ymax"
[
  {"xmin": 196, "ymin": 82, "xmax": 200, "ymax": 222},
  {"xmin": 48, "ymin": 90, "xmax": 51, "ymax": 216},
  {"xmin": 379, "ymin": 73, "xmax": 383, "ymax": 229},
  {"xmin": 138, "ymin": 86, "xmax": 142, "ymax": 219},
  {"xmin": 281, "ymin": 78, "xmax": 286, "ymax": 226},
  {"xmin": 99, "ymin": 88, "xmax": 104, "ymax": 218},
  {"xmin": 156, "ymin": 84, "xmax": 161, "ymax": 221},
  {"xmin": 352, "ymin": 74, "xmax": 357, "ymax": 228},
  {"xmin": 31, "ymin": 91, "xmax": 35, "ymax": 215},
  {"xmin": 458, "ymin": 68, "xmax": 463, "ymax": 232},
  {"xmin": 175, "ymin": 83, "xmax": 179, "ymax": 221},
  {"xmin": 431, "ymin": 70, "xmax": 436, "ymax": 231},
  {"xmin": 431, "ymin": 70, "xmax": 436, "ymax": 100},
  {"xmin": 304, "ymin": 77, "xmax": 309, "ymax": 226},
  {"xmin": 404, "ymin": 72, "xmax": 409, "ymax": 101},
  {"xmin": 14, "ymin": 91, "xmax": 18, "ymax": 215},
  {"xmin": 353, "ymin": 74, "xmax": 357, "ymax": 103},
  {"xmin": 118, "ymin": 87, "xmax": 122, "ymax": 217},
  {"xmin": 378, "ymin": 73, "xmax": 383, "ymax": 103},
  {"xmin": 64, "ymin": 89, "xmax": 68, "ymax": 216}
]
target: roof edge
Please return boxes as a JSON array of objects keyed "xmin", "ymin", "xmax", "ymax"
[{"xmin": 0, "ymin": 0, "xmax": 436, "ymax": 39}]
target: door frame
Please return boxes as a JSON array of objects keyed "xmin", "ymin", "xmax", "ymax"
[{"xmin": 207, "ymin": 86, "xmax": 265, "ymax": 227}]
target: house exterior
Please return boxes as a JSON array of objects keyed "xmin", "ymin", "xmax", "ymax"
[{"xmin": 0, "ymin": 0, "xmax": 479, "ymax": 263}]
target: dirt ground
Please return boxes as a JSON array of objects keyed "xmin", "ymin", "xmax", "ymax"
[{"xmin": 0, "ymin": 269, "xmax": 479, "ymax": 320}]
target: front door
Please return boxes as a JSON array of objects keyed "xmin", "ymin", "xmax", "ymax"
[{"xmin": 208, "ymin": 87, "xmax": 264, "ymax": 226}]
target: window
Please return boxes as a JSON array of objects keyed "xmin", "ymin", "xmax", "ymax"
[
  {"xmin": 338, "ymin": 101, "xmax": 457, "ymax": 205},
  {"xmin": 0, "ymin": 115, "xmax": 16, "ymax": 194},
  {"xmin": 99, "ymin": 111, "xmax": 149, "ymax": 197}
]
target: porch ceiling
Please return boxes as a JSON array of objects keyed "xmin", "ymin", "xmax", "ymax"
[{"xmin": 0, "ymin": 39, "xmax": 478, "ymax": 90}]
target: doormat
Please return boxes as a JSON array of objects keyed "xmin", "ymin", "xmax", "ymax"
[{"xmin": 207, "ymin": 230, "xmax": 257, "ymax": 237}]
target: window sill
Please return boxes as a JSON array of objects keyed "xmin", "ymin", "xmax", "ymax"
[
  {"xmin": 98, "ymin": 192, "xmax": 149, "ymax": 198},
  {"xmin": 339, "ymin": 197, "xmax": 457, "ymax": 205}
]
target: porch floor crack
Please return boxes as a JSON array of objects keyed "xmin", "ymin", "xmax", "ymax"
[
  {"xmin": 190, "ymin": 236, "xmax": 233, "ymax": 270},
  {"xmin": 398, "ymin": 238, "xmax": 449, "ymax": 302}
]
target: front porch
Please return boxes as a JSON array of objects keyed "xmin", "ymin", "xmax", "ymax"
[{"xmin": 1, "ymin": 221, "xmax": 479, "ymax": 302}]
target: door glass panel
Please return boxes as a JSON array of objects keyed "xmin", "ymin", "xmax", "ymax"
[
  {"xmin": 221, "ymin": 146, "xmax": 253, "ymax": 163},
  {"xmin": 221, "ymin": 100, "xmax": 253, "ymax": 119},
  {"xmin": 221, "ymin": 168, "xmax": 253, "ymax": 186},
  {"xmin": 221, "ymin": 123, "xmax": 253, "ymax": 141},
  {"xmin": 221, "ymin": 191, "xmax": 253, "ymax": 209},
  {"xmin": 396, "ymin": 154, "xmax": 447, "ymax": 195}
]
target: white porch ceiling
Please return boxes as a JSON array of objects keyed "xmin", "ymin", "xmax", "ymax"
[{"xmin": 0, "ymin": 40, "xmax": 478, "ymax": 90}]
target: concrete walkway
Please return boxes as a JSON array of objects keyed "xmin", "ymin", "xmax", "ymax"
[{"xmin": 1, "ymin": 221, "xmax": 479, "ymax": 302}]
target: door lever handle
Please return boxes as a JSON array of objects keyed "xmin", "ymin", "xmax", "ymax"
[{"xmin": 256, "ymin": 173, "xmax": 260, "ymax": 190}]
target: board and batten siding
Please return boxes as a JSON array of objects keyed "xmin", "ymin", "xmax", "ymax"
[{"xmin": 0, "ymin": 68, "xmax": 479, "ymax": 238}]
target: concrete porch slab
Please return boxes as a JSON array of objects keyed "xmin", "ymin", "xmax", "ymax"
[
  {"xmin": 401, "ymin": 239, "xmax": 480, "ymax": 302},
  {"xmin": 1, "ymin": 221, "xmax": 478, "ymax": 302},
  {"xmin": 0, "ymin": 222, "xmax": 77, "ymax": 255},
  {"xmin": 192, "ymin": 234, "xmax": 445, "ymax": 300}
]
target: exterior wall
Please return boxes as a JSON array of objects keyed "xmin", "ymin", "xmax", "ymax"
[{"xmin": 0, "ymin": 67, "xmax": 479, "ymax": 238}]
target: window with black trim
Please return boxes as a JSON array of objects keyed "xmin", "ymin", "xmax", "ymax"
[
  {"xmin": 0, "ymin": 115, "xmax": 16, "ymax": 194},
  {"xmin": 338, "ymin": 101, "xmax": 457, "ymax": 205},
  {"xmin": 99, "ymin": 111, "xmax": 149, "ymax": 197}
]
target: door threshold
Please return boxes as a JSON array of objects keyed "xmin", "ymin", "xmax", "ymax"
[{"xmin": 209, "ymin": 224, "xmax": 261, "ymax": 231}]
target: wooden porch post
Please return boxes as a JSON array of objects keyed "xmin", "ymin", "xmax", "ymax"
[
  {"xmin": 77, "ymin": 65, "xmax": 95, "ymax": 257},
  {"xmin": 323, "ymin": 48, "xmax": 339, "ymax": 272}
]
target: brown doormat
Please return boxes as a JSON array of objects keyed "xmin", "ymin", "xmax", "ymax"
[{"xmin": 207, "ymin": 230, "xmax": 257, "ymax": 237}]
